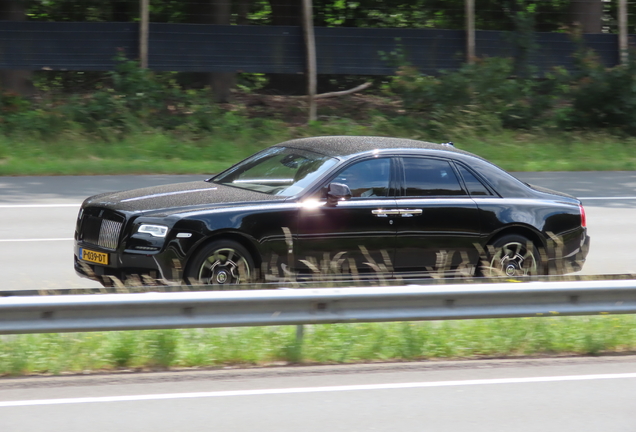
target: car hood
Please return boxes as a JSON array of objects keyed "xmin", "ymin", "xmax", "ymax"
[{"xmin": 83, "ymin": 181, "xmax": 286, "ymax": 214}]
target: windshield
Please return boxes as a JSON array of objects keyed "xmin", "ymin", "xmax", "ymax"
[{"xmin": 210, "ymin": 147, "xmax": 338, "ymax": 196}]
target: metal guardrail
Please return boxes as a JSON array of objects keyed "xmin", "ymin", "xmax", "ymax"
[{"xmin": 0, "ymin": 280, "xmax": 635, "ymax": 335}]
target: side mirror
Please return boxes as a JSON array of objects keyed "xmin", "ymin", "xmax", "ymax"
[{"xmin": 326, "ymin": 182, "xmax": 352, "ymax": 207}]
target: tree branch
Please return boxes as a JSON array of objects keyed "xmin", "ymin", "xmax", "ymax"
[{"xmin": 289, "ymin": 82, "xmax": 373, "ymax": 99}]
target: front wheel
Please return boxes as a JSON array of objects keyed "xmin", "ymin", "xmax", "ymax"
[
  {"xmin": 185, "ymin": 240, "xmax": 255, "ymax": 285},
  {"xmin": 482, "ymin": 234, "xmax": 544, "ymax": 277}
]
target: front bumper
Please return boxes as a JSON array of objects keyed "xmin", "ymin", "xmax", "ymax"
[{"xmin": 74, "ymin": 242, "xmax": 178, "ymax": 286}]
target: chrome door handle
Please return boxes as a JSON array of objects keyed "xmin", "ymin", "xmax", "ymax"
[
  {"xmin": 398, "ymin": 209, "xmax": 423, "ymax": 217},
  {"xmin": 372, "ymin": 209, "xmax": 400, "ymax": 217}
]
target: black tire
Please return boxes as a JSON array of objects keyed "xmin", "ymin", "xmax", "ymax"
[
  {"xmin": 482, "ymin": 234, "xmax": 543, "ymax": 277},
  {"xmin": 185, "ymin": 240, "xmax": 255, "ymax": 285}
]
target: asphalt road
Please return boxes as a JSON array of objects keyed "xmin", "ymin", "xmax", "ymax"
[
  {"xmin": 1, "ymin": 172, "xmax": 635, "ymax": 291},
  {"xmin": 1, "ymin": 174, "xmax": 636, "ymax": 431},
  {"xmin": 1, "ymin": 356, "xmax": 635, "ymax": 431}
]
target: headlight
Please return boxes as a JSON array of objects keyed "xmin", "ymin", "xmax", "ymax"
[{"xmin": 138, "ymin": 224, "xmax": 169, "ymax": 238}]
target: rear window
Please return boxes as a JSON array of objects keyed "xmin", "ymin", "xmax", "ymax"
[
  {"xmin": 402, "ymin": 158, "xmax": 466, "ymax": 196},
  {"xmin": 467, "ymin": 157, "xmax": 535, "ymax": 198},
  {"xmin": 456, "ymin": 165, "xmax": 491, "ymax": 196}
]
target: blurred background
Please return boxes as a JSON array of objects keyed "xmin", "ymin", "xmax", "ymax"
[{"xmin": 0, "ymin": 0, "xmax": 633, "ymax": 99}]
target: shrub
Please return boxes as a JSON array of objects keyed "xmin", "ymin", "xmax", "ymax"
[
  {"xmin": 389, "ymin": 57, "xmax": 564, "ymax": 131},
  {"xmin": 564, "ymin": 48, "xmax": 636, "ymax": 134}
]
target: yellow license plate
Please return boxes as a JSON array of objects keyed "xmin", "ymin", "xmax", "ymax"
[{"xmin": 80, "ymin": 248, "xmax": 109, "ymax": 265}]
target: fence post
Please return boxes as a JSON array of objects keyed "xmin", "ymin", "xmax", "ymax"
[
  {"xmin": 140, "ymin": 0, "xmax": 149, "ymax": 68},
  {"xmin": 302, "ymin": 0, "xmax": 317, "ymax": 122},
  {"xmin": 619, "ymin": 0, "xmax": 628, "ymax": 64},
  {"xmin": 466, "ymin": 0, "xmax": 475, "ymax": 64}
]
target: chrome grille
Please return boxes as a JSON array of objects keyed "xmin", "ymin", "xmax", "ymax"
[
  {"xmin": 97, "ymin": 219, "xmax": 123, "ymax": 250},
  {"xmin": 80, "ymin": 212, "xmax": 124, "ymax": 250}
]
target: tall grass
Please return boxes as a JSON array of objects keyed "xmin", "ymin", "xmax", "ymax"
[{"xmin": 1, "ymin": 316, "xmax": 635, "ymax": 376}]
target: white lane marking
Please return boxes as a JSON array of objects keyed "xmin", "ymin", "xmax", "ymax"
[
  {"xmin": 0, "ymin": 238, "xmax": 73, "ymax": 243},
  {"xmin": 1, "ymin": 372, "xmax": 635, "ymax": 408},
  {"xmin": 0, "ymin": 204, "xmax": 80, "ymax": 209}
]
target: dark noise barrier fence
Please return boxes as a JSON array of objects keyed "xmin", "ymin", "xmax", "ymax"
[{"xmin": 0, "ymin": 21, "xmax": 622, "ymax": 75}]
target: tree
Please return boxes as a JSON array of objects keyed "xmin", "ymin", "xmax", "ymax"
[
  {"xmin": 0, "ymin": 0, "xmax": 34, "ymax": 96},
  {"xmin": 113, "ymin": 0, "xmax": 135, "ymax": 22},
  {"xmin": 270, "ymin": 0, "xmax": 301, "ymax": 25},
  {"xmin": 186, "ymin": 0, "xmax": 234, "ymax": 102},
  {"xmin": 265, "ymin": 0, "xmax": 305, "ymax": 94},
  {"xmin": 569, "ymin": 0, "xmax": 603, "ymax": 33}
]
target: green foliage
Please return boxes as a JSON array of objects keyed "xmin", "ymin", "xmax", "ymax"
[
  {"xmin": 147, "ymin": 330, "xmax": 178, "ymax": 368},
  {"xmin": 61, "ymin": 53, "xmax": 190, "ymax": 135},
  {"xmin": 22, "ymin": 0, "xmax": 573, "ymax": 30},
  {"xmin": 561, "ymin": 48, "xmax": 636, "ymax": 134},
  {"xmin": 0, "ymin": 53, "xmax": 247, "ymax": 140},
  {"xmin": 0, "ymin": 91, "xmax": 30, "ymax": 114},
  {"xmin": 390, "ymin": 45, "xmax": 636, "ymax": 136},
  {"xmin": 390, "ymin": 58, "xmax": 565, "ymax": 132},
  {"xmin": 1, "ymin": 315, "xmax": 636, "ymax": 375},
  {"xmin": 108, "ymin": 332, "xmax": 138, "ymax": 367}
]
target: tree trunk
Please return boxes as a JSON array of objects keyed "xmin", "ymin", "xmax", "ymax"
[
  {"xmin": 0, "ymin": 0, "xmax": 34, "ymax": 96},
  {"xmin": 112, "ymin": 0, "xmax": 135, "ymax": 22},
  {"xmin": 237, "ymin": 0, "xmax": 250, "ymax": 25},
  {"xmin": 267, "ymin": 0, "xmax": 305, "ymax": 95},
  {"xmin": 186, "ymin": 0, "xmax": 235, "ymax": 103},
  {"xmin": 569, "ymin": 0, "xmax": 603, "ymax": 33},
  {"xmin": 270, "ymin": 0, "xmax": 301, "ymax": 26}
]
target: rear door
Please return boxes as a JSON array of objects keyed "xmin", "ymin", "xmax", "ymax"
[{"xmin": 392, "ymin": 157, "xmax": 484, "ymax": 278}]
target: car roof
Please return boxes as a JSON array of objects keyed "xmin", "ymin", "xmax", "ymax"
[
  {"xmin": 279, "ymin": 136, "xmax": 475, "ymax": 159},
  {"xmin": 278, "ymin": 136, "xmax": 568, "ymax": 200}
]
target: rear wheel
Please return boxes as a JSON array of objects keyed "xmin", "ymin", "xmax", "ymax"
[
  {"xmin": 483, "ymin": 234, "xmax": 543, "ymax": 277},
  {"xmin": 185, "ymin": 240, "xmax": 254, "ymax": 285}
]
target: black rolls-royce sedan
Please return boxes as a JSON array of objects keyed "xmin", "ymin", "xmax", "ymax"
[{"xmin": 74, "ymin": 136, "xmax": 589, "ymax": 286}]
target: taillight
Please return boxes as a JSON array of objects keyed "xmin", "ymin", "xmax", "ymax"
[{"xmin": 579, "ymin": 204, "xmax": 586, "ymax": 228}]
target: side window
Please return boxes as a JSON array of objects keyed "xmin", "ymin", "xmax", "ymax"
[
  {"xmin": 334, "ymin": 158, "xmax": 391, "ymax": 198},
  {"xmin": 457, "ymin": 165, "xmax": 491, "ymax": 196},
  {"xmin": 402, "ymin": 158, "xmax": 465, "ymax": 197}
]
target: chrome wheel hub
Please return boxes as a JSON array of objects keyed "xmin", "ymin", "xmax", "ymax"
[
  {"xmin": 505, "ymin": 264, "xmax": 517, "ymax": 276},
  {"xmin": 197, "ymin": 248, "xmax": 250, "ymax": 285},
  {"xmin": 216, "ymin": 271, "xmax": 228, "ymax": 284},
  {"xmin": 490, "ymin": 242, "xmax": 537, "ymax": 277}
]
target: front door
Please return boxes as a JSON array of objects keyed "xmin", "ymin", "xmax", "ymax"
[{"xmin": 295, "ymin": 157, "xmax": 398, "ymax": 279}]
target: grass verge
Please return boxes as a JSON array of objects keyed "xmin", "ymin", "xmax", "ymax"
[
  {"xmin": 2, "ymin": 315, "xmax": 635, "ymax": 376},
  {"xmin": 3, "ymin": 123, "xmax": 636, "ymax": 176}
]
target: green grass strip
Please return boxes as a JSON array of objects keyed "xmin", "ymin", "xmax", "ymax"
[
  {"xmin": 2, "ymin": 316, "xmax": 635, "ymax": 376},
  {"xmin": 3, "ymin": 127, "xmax": 636, "ymax": 176}
]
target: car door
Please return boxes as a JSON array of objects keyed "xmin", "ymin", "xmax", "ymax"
[
  {"xmin": 392, "ymin": 157, "xmax": 484, "ymax": 278},
  {"xmin": 294, "ymin": 157, "xmax": 399, "ymax": 279}
]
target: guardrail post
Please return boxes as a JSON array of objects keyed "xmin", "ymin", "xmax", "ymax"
[
  {"xmin": 293, "ymin": 324, "xmax": 304, "ymax": 361},
  {"xmin": 296, "ymin": 324, "xmax": 304, "ymax": 345}
]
